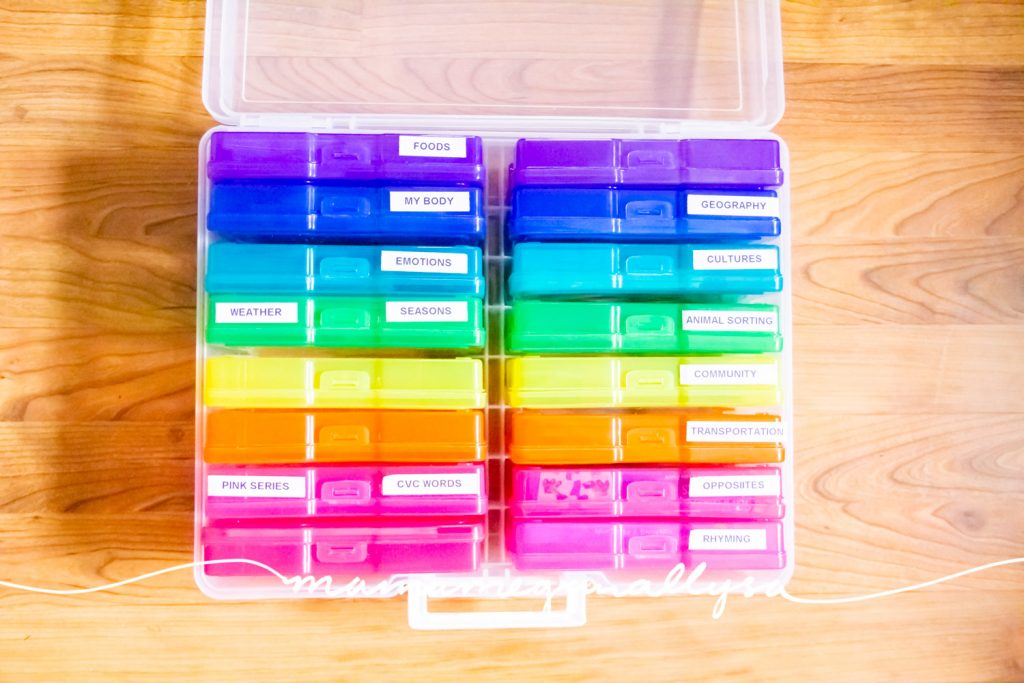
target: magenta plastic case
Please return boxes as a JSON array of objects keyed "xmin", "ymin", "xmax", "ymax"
[
  {"xmin": 206, "ymin": 464, "xmax": 486, "ymax": 519},
  {"xmin": 510, "ymin": 520, "xmax": 784, "ymax": 571},
  {"xmin": 204, "ymin": 521, "xmax": 485, "ymax": 578},
  {"xmin": 511, "ymin": 466, "xmax": 783, "ymax": 519}
]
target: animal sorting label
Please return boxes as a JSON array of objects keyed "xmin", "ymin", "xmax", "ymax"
[{"xmin": 681, "ymin": 309, "xmax": 778, "ymax": 333}]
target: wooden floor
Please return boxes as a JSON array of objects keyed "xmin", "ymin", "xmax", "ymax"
[{"xmin": 0, "ymin": 2, "xmax": 1022, "ymax": 681}]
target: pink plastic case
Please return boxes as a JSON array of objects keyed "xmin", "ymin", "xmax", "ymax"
[
  {"xmin": 205, "ymin": 463, "xmax": 486, "ymax": 519},
  {"xmin": 511, "ymin": 465, "xmax": 783, "ymax": 519}
]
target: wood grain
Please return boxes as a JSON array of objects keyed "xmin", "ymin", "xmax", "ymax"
[{"xmin": 0, "ymin": 1, "xmax": 1021, "ymax": 681}]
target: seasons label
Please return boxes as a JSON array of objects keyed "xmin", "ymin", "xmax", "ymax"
[{"xmin": 385, "ymin": 301, "xmax": 469, "ymax": 323}]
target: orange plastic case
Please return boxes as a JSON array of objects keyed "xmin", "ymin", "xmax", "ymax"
[
  {"xmin": 508, "ymin": 411, "xmax": 784, "ymax": 465},
  {"xmin": 204, "ymin": 410, "xmax": 486, "ymax": 464}
]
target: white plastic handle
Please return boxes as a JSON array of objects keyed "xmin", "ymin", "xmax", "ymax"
[{"xmin": 407, "ymin": 579, "xmax": 588, "ymax": 630}]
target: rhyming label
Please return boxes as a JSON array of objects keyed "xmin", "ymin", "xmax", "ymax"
[
  {"xmin": 381, "ymin": 472, "xmax": 480, "ymax": 496},
  {"xmin": 685, "ymin": 421, "xmax": 785, "ymax": 443},
  {"xmin": 688, "ymin": 528, "xmax": 768, "ymax": 551},
  {"xmin": 687, "ymin": 194, "xmax": 779, "ymax": 217},
  {"xmin": 389, "ymin": 191, "xmax": 470, "ymax": 212},
  {"xmin": 692, "ymin": 249, "xmax": 778, "ymax": 271},
  {"xmin": 385, "ymin": 301, "xmax": 468, "ymax": 323},
  {"xmin": 680, "ymin": 363, "xmax": 778, "ymax": 385},
  {"xmin": 689, "ymin": 475, "xmax": 780, "ymax": 498},
  {"xmin": 398, "ymin": 135, "xmax": 467, "ymax": 158},
  {"xmin": 380, "ymin": 250, "xmax": 468, "ymax": 274},
  {"xmin": 207, "ymin": 475, "xmax": 306, "ymax": 498},
  {"xmin": 681, "ymin": 309, "xmax": 778, "ymax": 333},
  {"xmin": 214, "ymin": 302, "xmax": 299, "ymax": 324}
]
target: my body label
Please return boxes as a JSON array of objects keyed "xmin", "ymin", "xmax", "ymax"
[
  {"xmin": 389, "ymin": 190, "xmax": 470, "ymax": 212},
  {"xmin": 688, "ymin": 528, "xmax": 768, "ymax": 551},
  {"xmin": 207, "ymin": 475, "xmax": 306, "ymax": 498},
  {"xmin": 380, "ymin": 250, "xmax": 468, "ymax": 274},
  {"xmin": 680, "ymin": 363, "xmax": 777, "ymax": 385},
  {"xmin": 685, "ymin": 421, "xmax": 785, "ymax": 443},
  {"xmin": 214, "ymin": 302, "xmax": 299, "ymax": 324},
  {"xmin": 686, "ymin": 194, "xmax": 779, "ymax": 217},
  {"xmin": 385, "ymin": 300, "xmax": 468, "ymax": 323},
  {"xmin": 381, "ymin": 472, "xmax": 480, "ymax": 496},
  {"xmin": 681, "ymin": 309, "xmax": 778, "ymax": 333},
  {"xmin": 692, "ymin": 248, "xmax": 778, "ymax": 271},
  {"xmin": 398, "ymin": 135, "xmax": 467, "ymax": 158},
  {"xmin": 689, "ymin": 475, "xmax": 781, "ymax": 498}
]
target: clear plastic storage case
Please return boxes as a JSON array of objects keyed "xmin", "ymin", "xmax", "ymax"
[{"xmin": 196, "ymin": 0, "xmax": 792, "ymax": 629}]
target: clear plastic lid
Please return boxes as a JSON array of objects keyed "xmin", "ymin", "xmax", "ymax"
[{"xmin": 203, "ymin": 0, "xmax": 784, "ymax": 132}]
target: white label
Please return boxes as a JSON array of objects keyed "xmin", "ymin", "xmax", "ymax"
[
  {"xmin": 381, "ymin": 472, "xmax": 480, "ymax": 496},
  {"xmin": 380, "ymin": 250, "xmax": 468, "ymax": 275},
  {"xmin": 689, "ymin": 475, "xmax": 780, "ymax": 498},
  {"xmin": 687, "ymin": 194, "xmax": 779, "ymax": 217},
  {"xmin": 207, "ymin": 475, "xmax": 306, "ymax": 498},
  {"xmin": 680, "ymin": 363, "xmax": 778, "ymax": 385},
  {"xmin": 688, "ymin": 528, "xmax": 768, "ymax": 551},
  {"xmin": 389, "ymin": 191, "xmax": 470, "ymax": 213},
  {"xmin": 398, "ymin": 135, "xmax": 467, "ymax": 158},
  {"xmin": 685, "ymin": 421, "xmax": 786, "ymax": 443},
  {"xmin": 214, "ymin": 302, "xmax": 299, "ymax": 324},
  {"xmin": 385, "ymin": 300, "xmax": 468, "ymax": 323},
  {"xmin": 681, "ymin": 309, "xmax": 778, "ymax": 333},
  {"xmin": 692, "ymin": 248, "xmax": 778, "ymax": 271}
]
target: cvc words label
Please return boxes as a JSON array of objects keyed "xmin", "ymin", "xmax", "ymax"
[
  {"xmin": 686, "ymin": 193, "xmax": 779, "ymax": 218},
  {"xmin": 398, "ymin": 135, "xmax": 467, "ymax": 158},
  {"xmin": 380, "ymin": 250, "xmax": 468, "ymax": 275},
  {"xmin": 688, "ymin": 528, "xmax": 768, "ymax": 551},
  {"xmin": 385, "ymin": 300, "xmax": 468, "ymax": 323},
  {"xmin": 685, "ymin": 421, "xmax": 786, "ymax": 443},
  {"xmin": 689, "ymin": 475, "xmax": 781, "ymax": 498},
  {"xmin": 208, "ymin": 475, "xmax": 306, "ymax": 498},
  {"xmin": 382, "ymin": 472, "xmax": 480, "ymax": 496},
  {"xmin": 680, "ymin": 363, "xmax": 778, "ymax": 386},
  {"xmin": 692, "ymin": 248, "xmax": 778, "ymax": 271},
  {"xmin": 214, "ymin": 302, "xmax": 299, "ymax": 324},
  {"xmin": 681, "ymin": 308, "xmax": 778, "ymax": 333},
  {"xmin": 389, "ymin": 190, "xmax": 470, "ymax": 213}
]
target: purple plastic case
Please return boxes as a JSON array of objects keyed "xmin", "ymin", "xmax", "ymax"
[
  {"xmin": 205, "ymin": 464, "xmax": 486, "ymax": 519},
  {"xmin": 203, "ymin": 520, "xmax": 485, "ymax": 577},
  {"xmin": 510, "ymin": 519, "xmax": 784, "ymax": 571},
  {"xmin": 509, "ymin": 138, "xmax": 783, "ymax": 188},
  {"xmin": 208, "ymin": 132, "xmax": 485, "ymax": 184},
  {"xmin": 511, "ymin": 466, "xmax": 783, "ymax": 519}
]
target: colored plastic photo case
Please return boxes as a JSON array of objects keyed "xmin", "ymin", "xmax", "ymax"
[
  {"xmin": 206, "ymin": 295, "xmax": 485, "ymax": 350},
  {"xmin": 204, "ymin": 357, "xmax": 487, "ymax": 410},
  {"xmin": 509, "ymin": 138, "xmax": 783, "ymax": 188},
  {"xmin": 507, "ymin": 301, "xmax": 781, "ymax": 354},
  {"xmin": 508, "ymin": 242, "xmax": 782, "ymax": 298},
  {"xmin": 507, "ymin": 410, "xmax": 785, "ymax": 465},
  {"xmin": 510, "ymin": 465, "xmax": 784, "ymax": 519},
  {"xmin": 203, "ymin": 409, "xmax": 486, "ymax": 464},
  {"xmin": 207, "ymin": 183, "xmax": 485, "ymax": 243},
  {"xmin": 204, "ymin": 463, "xmax": 486, "ymax": 519},
  {"xmin": 205, "ymin": 244, "xmax": 485, "ymax": 298},
  {"xmin": 208, "ymin": 132, "xmax": 485, "ymax": 185},
  {"xmin": 506, "ymin": 356, "xmax": 781, "ymax": 409}
]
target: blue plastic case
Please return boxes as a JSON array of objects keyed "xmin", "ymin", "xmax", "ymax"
[
  {"xmin": 508, "ymin": 242, "xmax": 783, "ymax": 298},
  {"xmin": 509, "ymin": 188, "xmax": 780, "ymax": 242},
  {"xmin": 205, "ymin": 243, "xmax": 486, "ymax": 297},
  {"xmin": 208, "ymin": 183, "xmax": 486, "ymax": 243}
]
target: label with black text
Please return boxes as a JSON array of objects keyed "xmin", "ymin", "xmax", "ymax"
[
  {"xmin": 380, "ymin": 250, "xmax": 468, "ymax": 274},
  {"xmin": 680, "ymin": 363, "xmax": 778, "ymax": 385},
  {"xmin": 681, "ymin": 309, "xmax": 778, "ymax": 333},
  {"xmin": 688, "ymin": 528, "xmax": 768, "ymax": 551},
  {"xmin": 381, "ymin": 472, "xmax": 480, "ymax": 496},
  {"xmin": 398, "ymin": 135, "xmax": 467, "ymax": 158},
  {"xmin": 214, "ymin": 302, "xmax": 299, "ymax": 324},
  {"xmin": 692, "ymin": 249, "xmax": 778, "ymax": 271},
  {"xmin": 389, "ymin": 191, "xmax": 470, "ymax": 213},
  {"xmin": 689, "ymin": 475, "xmax": 781, "ymax": 498},
  {"xmin": 685, "ymin": 421, "xmax": 785, "ymax": 443},
  {"xmin": 686, "ymin": 194, "xmax": 779, "ymax": 217},
  {"xmin": 385, "ymin": 301, "xmax": 468, "ymax": 323},
  {"xmin": 207, "ymin": 475, "xmax": 306, "ymax": 498}
]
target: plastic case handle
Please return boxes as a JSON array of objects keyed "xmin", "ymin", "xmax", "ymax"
[{"xmin": 406, "ymin": 578, "xmax": 588, "ymax": 630}]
